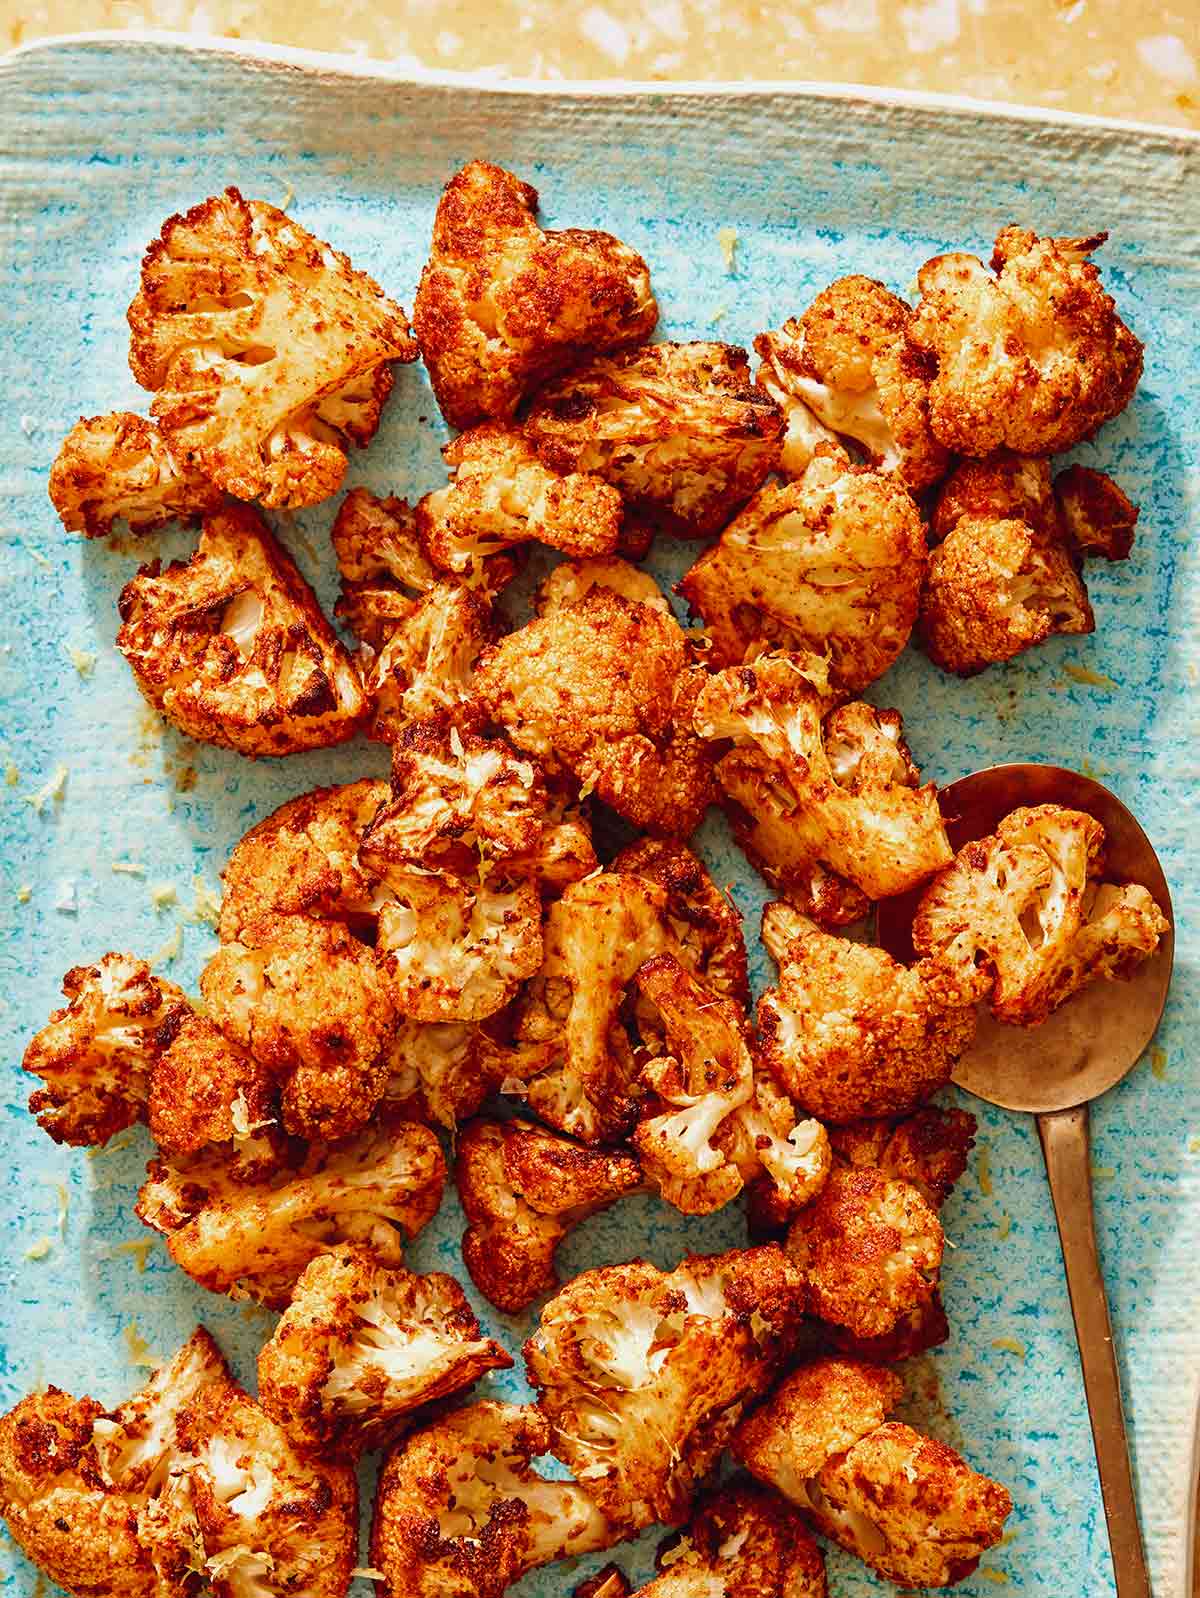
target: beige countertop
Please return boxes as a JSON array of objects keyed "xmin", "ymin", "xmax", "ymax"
[{"xmin": 4, "ymin": 0, "xmax": 1198, "ymax": 129}]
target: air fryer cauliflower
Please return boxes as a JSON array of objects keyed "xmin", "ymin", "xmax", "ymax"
[
  {"xmin": 628, "ymin": 1483, "xmax": 828, "ymax": 1598},
  {"xmin": 912, "ymin": 803, "xmax": 1170, "ymax": 1025},
  {"xmin": 829, "ymin": 1105, "xmax": 978, "ymax": 1210},
  {"xmin": 1054, "ymin": 463, "xmax": 1139, "ymax": 561},
  {"xmin": 331, "ymin": 488, "xmax": 501, "ymax": 744},
  {"xmin": 48, "ymin": 412, "xmax": 224, "ymax": 538},
  {"xmin": 613, "ymin": 837, "xmax": 749, "ymax": 1009},
  {"xmin": 786, "ymin": 1165, "xmax": 944, "ymax": 1339},
  {"xmin": 117, "ymin": 505, "xmax": 366, "ymax": 756},
  {"xmin": 526, "ymin": 340, "xmax": 783, "ymax": 538},
  {"xmin": 456, "ymin": 1117, "xmax": 645, "ymax": 1313},
  {"xmin": 693, "ymin": 659, "xmax": 951, "ymax": 925},
  {"xmin": 733, "ymin": 1356, "xmax": 903, "ymax": 1488},
  {"xmin": 218, "ymin": 779, "xmax": 389, "ymax": 941},
  {"xmin": 416, "ymin": 424, "xmax": 624, "ymax": 575},
  {"xmin": 136, "ymin": 1112, "xmax": 445, "ymax": 1307},
  {"xmin": 370, "ymin": 1401, "xmax": 616, "ymax": 1598},
  {"xmin": 147, "ymin": 1009, "xmax": 277, "ymax": 1159},
  {"xmin": 475, "ymin": 588, "xmax": 716, "ymax": 836},
  {"xmin": 756, "ymin": 902, "xmax": 975, "ymax": 1122},
  {"xmin": 413, "ymin": 159, "xmax": 657, "ymax": 429},
  {"xmin": 523, "ymin": 1246, "xmax": 805, "ymax": 1533},
  {"xmin": 516, "ymin": 871, "xmax": 672, "ymax": 1143},
  {"xmin": 128, "ymin": 187, "xmax": 416, "ymax": 507},
  {"xmin": 257, "ymin": 1245, "xmax": 511, "ymax": 1458},
  {"xmin": 22, "ymin": 953, "xmax": 188, "ymax": 1147},
  {"xmin": 201, "ymin": 913, "xmax": 396, "ymax": 1142},
  {"xmin": 382, "ymin": 1015, "xmax": 549, "ymax": 1131},
  {"xmin": 679, "ymin": 445, "xmax": 926, "ymax": 689},
  {"xmin": 908, "ymin": 226, "xmax": 1143, "ymax": 457},
  {"xmin": 536, "ymin": 557, "xmax": 671, "ymax": 618},
  {"xmin": 754, "ymin": 277, "xmax": 949, "ymax": 488}
]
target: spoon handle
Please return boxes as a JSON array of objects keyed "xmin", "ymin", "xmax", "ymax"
[{"xmin": 1038, "ymin": 1104, "xmax": 1152, "ymax": 1598}]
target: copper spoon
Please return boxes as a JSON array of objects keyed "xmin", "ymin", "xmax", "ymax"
[{"xmin": 876, "ymin": 763, "xmax": 1175, "ymax": 1598}]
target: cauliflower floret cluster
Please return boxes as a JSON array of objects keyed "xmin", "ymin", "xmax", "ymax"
[
  {"xmin": 756, "ymin": 901, "xmax": 976, "ymax": 1121},
  {"xmin": 536, "ymin": 556, "xmax": 671, "ymax": 617},
  {"xmin": 136, "ymin": 1112, "xmax": 445, "ymax": 1307},
  {"xmin": 829, "ymin": 1104, "xmax": 978, "ymax": 1210},
  {"xmin": 680, "ymin": 444, "xmax": 926, "ymax": 691},
  {"xmin": 48, "ymin": 412, "xmax": 224, "ymax": 538},
  {"xmin": 754, "ymin": 276, "xmax": 949, "ymax": 487},
  {"xmin": 523, "ymin": 1246, "xmax": 805, "ymax": 1533},
  {"xmin": 913, "ymin": 803, "xmax": 1170, "ymax": 1025},
  {"xmin": 382, "ymin": 1014, "xmax": 551, "ymax": 1131},
  {"xmin": 413, "ymin": 160, "xmax": 657, "ymax": 429},
  {"xmin": 456, "ymin": 1117, "xmax": 645, "ymax": 1313},
  {"xmin": 694, "ymin": 658, "xmax": 951, "ymax": 925},
  {"xmin": 526, "ymin": 339, "xmax": 784, "ymax": 537},
  {"xmin": 201, "ymin": 912, "xmax": 397, "ymax": 1141},
  {"xmin": 257, "ymin": 1245, "xmax": 511, "ymax": 1458},
  {"xmin": 370, "ymin": 1400, "xmax": 615, "ymax": 1598},
  {"xmin": 416, "ymin": 424, "xmax": 624, "ymax": 574},
  {"xmin": 908, "ymin": 226, "xmax": 1142, "ymax": 457},
  {"xmin": 146, "ymin": 1009, "xmax": 277, "ymax": 1159},
  {"xmin": 127, "ymin": 186, "xmax": 416, "ymax": 507},
  {"xmin": 476, "ymin": 587, "xmax": 716, "ymax": 836},
  {"xmin": 117, "ymin": 505, "xmax": 366, "ymax": 756}
]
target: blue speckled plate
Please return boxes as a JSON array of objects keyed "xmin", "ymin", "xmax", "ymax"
[{"xmin": 0, "ymin": 35, "xmax": 1197, "ymax": 1597}]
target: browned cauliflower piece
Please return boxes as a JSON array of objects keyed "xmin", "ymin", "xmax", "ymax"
[
  {"xmin": 257, "ymin": 1245, "xmax": 511, "ymax": 1458},
  {"xmin": 633, "ymin": 954, "xmax": 830, "ymax": 1218},
  {"xmin": 630, "ymin": 1482, "xmax": 827, "ymax": 1598},
  {"xmin": 136, "ymin": 1112, "xmax": 445, "ymax": 1307},
  {"xmin": 909, "ymin": 226, "xmax": 1143, "ymax": 457},
  {"xmin": 733, "ymin": 1356, "xmax": 903, "ymax": 1490},
  {"xmin": 523, "ymin": 1246, "xmax": 806, "ymax": 1534},
  {"xmin": 516, "ymin": 871, "xmax": 672, "ymax": 1142},
  {"xmin": 931, "ymin": 448, "xmax": 1066, "ymax": 546},
  {"xmin": 912, "ymin": 803, "xmax": 1170, "ymax": 1025},
  {"xmin": 536, "ymin": 556, "xmax": 671, "ymax": 617},
  {"xmin": 48, "ymin": 412, "xmax": 224, "ymax": 538},
  {"xmin": 382, "ymin": 1014, "xmax": 551, "ymax": 1132},
  {"xmin": 756, "ymin": 901, "xmax": 975, "ymax": 1122},
  {"xmin": 693, "ymin": 658, "xmax": 951, "ymax": 925},
  {"xmin": 218, "ymin": 779, "xmax": 389, "ymax": 941},
  {"xmin": 456, "ymin": 1117, "xmax": 646, "ymax": 1313},
  {"xmin": 370, "ymin": 1400, "xmax": 617, "ymax": 1598},
  {"xmin": 526, "ymin": 340, "xmax": 783, "ymax": 538},
  {"xmin": 1054, "ymin": 463, "xmax": 1139, "ymax": 561},
  {"xmin": 416, "ymin": 424, "xmax": 624, "ymax": 575},
  {"xmin": 332, "ymin": 488, "xmax": 500, "ymax": 744},
  {"xmin": 0, "ymin": 1331, "xmax": 237, "ymax": 1598},
  {"xmin": 413, "ymin": 160, "xmax": 657, "ymax": 429},
  {"xmin": 785, "ymin": 1166, "xmax": 944, "ymax": 1340},
  {"xmin": 117, "ymin": 505, "xmax": 366, "ymax": 756},
  {"xmin": 754, "ymin": 277, "xmax": 949, "ymax": 488},
  {"xmin": 201, "ymin": 913, "xmax": 396, "ymax": 1142},
  {"xmin": 147, "ymin": 1009, "xmax": 277, "ymax": 1159},
  {"xmin": 476, "ymin": 587, "xmax": 716, "ymax": 836},
  {"xmin": 128, "ymin": 187, "xmax": 416, "ymax": 507},
  {"xmin": 829, "ymin": 1105, "xmax": 978, "ymax": 1209},
  {"xmin": 679, "ymin": 445, "xmax": 927, "ymax": 689},
  {"xmin": 22, "ymin": 953, "xmax": 188, "ymax": 1147},
  {"xmin": 821, "ymin": 1295, "xmax": 952, "ymax": 1366}
]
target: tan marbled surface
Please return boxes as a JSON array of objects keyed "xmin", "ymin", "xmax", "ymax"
[{"xmin": 4, "ymin": 0, "xmax": 1198, "ymax": 129}]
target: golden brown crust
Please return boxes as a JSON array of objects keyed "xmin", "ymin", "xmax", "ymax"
[
  {"xmin": 413, "ymin": 160, "xmax": 657, "ymax": 429},
  {"xmin": 732, "ymin": 1357, "xmax": 904, "ymax": 1485},
  {"xmin": 48, "ymin": 412, "xmax": 224, "ymax": 538},
  {"xmin": 638, "ymin": 1481, "xmax": 828, "ymax": 1597},
  {"xmin": 147, "ymin": 1010, "xmax": 276, "ymax": 1158},
  {"xmin": 828, "ymin": 1106, "xmax": 978, "ymax": 1209},
  {"xmin": 1053, "ymin": 463, "xmax": 1139, "ymax": 561}
]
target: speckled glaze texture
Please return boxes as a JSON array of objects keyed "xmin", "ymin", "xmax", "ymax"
[{"xmin": 0, "ymin": 36, "xmax": 1196, "ymax": 1598}]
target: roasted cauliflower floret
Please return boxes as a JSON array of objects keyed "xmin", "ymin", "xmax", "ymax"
[
  {"xmin": 757, "ymin": 902, "xmax": 975, "ymax": 1122},
  {"xmin": 370, "ymin": 1401, "xmax": 616, "ymax": 1598},
  {"xmin": 912, "ymin": 803, "xmax": 1170, "ymax": 1025},
  {"xmin": 829, "ymin": 1105, "xmax": 978, "ymax": 1210},
  {"xmin": 413, "ymin": 159, "xmax": 657, "ymax": 429},
  {"xmin": 694, "ymin": 659, "xmax": 951, "ymax": 925},
  {"xmin": 786, "ymin": 1166, "xmax": 944, "ymax": 1340},
  {"xmin": 476, "ymin": 588, "xmax": 716, "ymax": 836},
  {"xmin": 1054, "ymin": 463, "xmax": 1139, "ymax": 561},
  {"xmin": 417, "ymin": 424, "xmax": 624, "ymax": 575},
  {"xmin": 218, "ymin": 779, "xmax": 389, "ymax": 941},
  {"xmin": 517, "ymin": 871, "xmax": 672, "ymax": 1143},
  {"xmin": 536, "ymin": 556, "xmax": 671, "ymax": 617},
  {"xmin": 631, "ymin": 1482, "xmax": 827, "ymax": 1598},
  {"xmin": 908, "ymin": 226, "xmax": 1143, "ymax": 457},
  {"xmin": 754, "ymin": 277, "xmax": 949, "ymax": 488},
  {"xmin": 0, "ymin": 1328, "xmax": 230, "ymax": 1598},
  {"xmin": 456, "ymin": 1117, "xmax": 645, "ymax": 1313},
  {"xmin": 48, "ymin": 412, "xmax": 224, "ymax": 538},
  {"xmin": 526, "ymin": 340, "xmax": 783, "ymax": 538},
  {"xmin": 136, "ymin": 1112, "xmax": 445, "ymax": 1307},
  {"xmin": 733, "ymin": 1356, "xmax": 903, "ymax": 1490},
  {"xmin": 257, "ymin": 1245, "xmax": 511, "ymax": 1458},
  {"xmin": 201, "ymin": 913, "xmax": 396, "ymax": 1142},
  {"xmin": 679, "ymin": 445, "xmax": 926, "ymax": 689},
  {"xmin": 117, "ymin": 505, "xmax": 365, "ymax": 756},
  {"xmin": 523, "ymin": 1247, "xmax": 805, "ymax": 1533},
  {"xmin": 821, "ymin": 1295, "xmax": 952, "ymax": 1366},
  {"xmin": 22, "ymin": 953, "xmax": 189, "ymax": 1147},
  {"xmin": 128, "ymin": 187, "xmax": 416, "ymax": 507},
  {"xmin": 147, "ymin": 1009, "xmax": 277, "ymax": 1159},
  {"xmin": 382, "ymin": 1014, "xmax": 548, "ymax": 1131}
]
